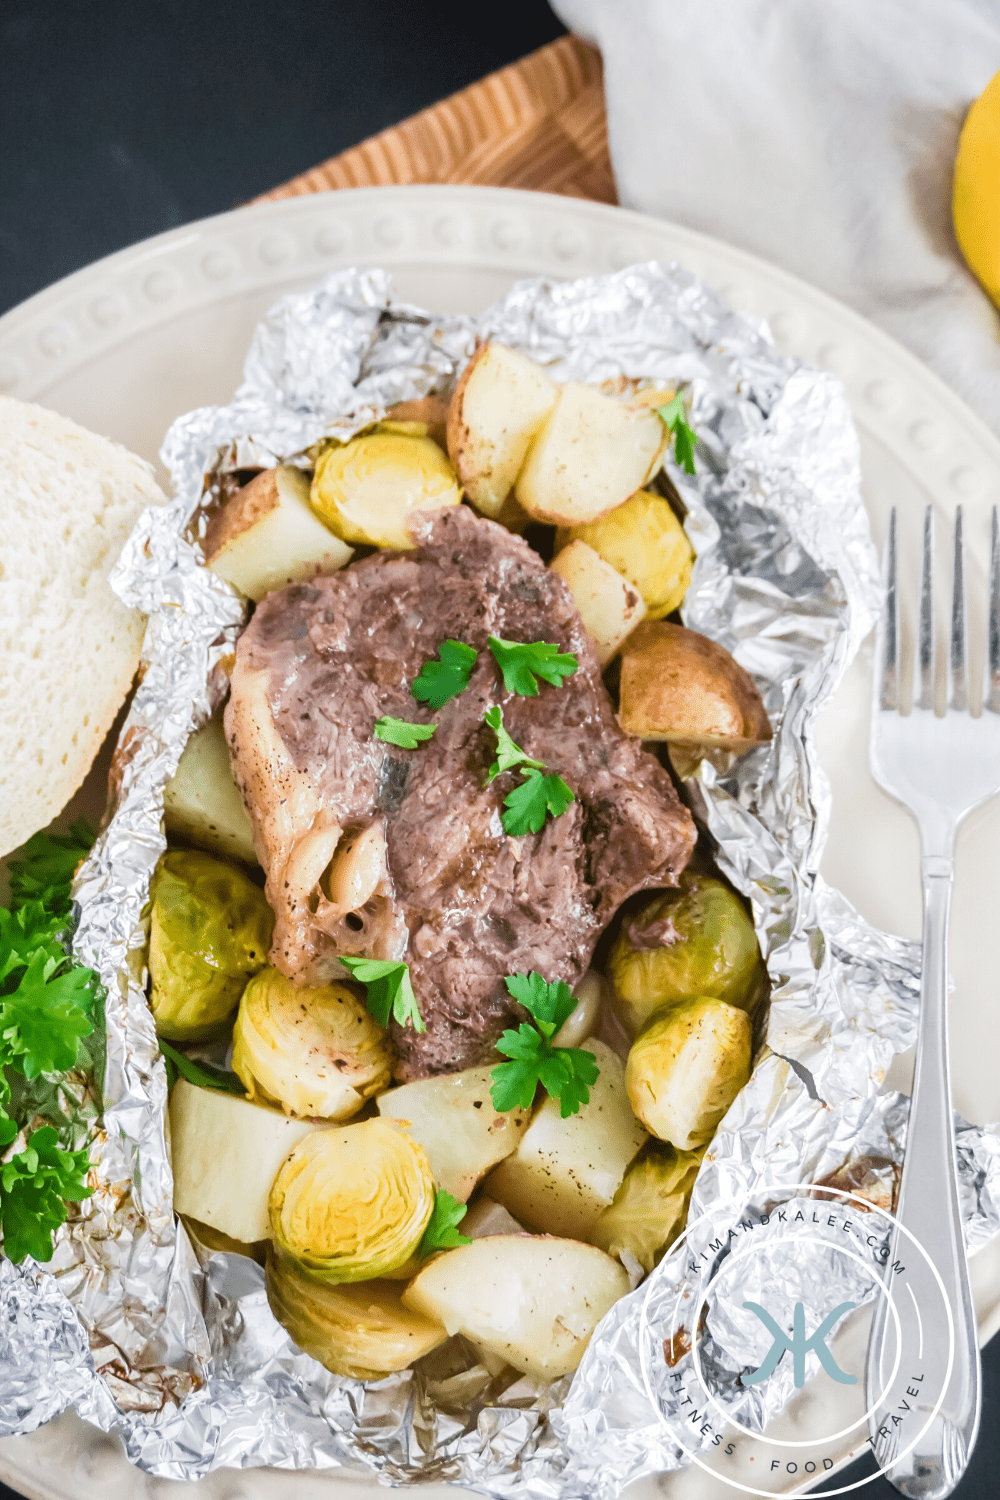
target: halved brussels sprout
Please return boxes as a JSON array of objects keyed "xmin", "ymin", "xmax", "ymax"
[
  {"xmin": 269, "ymin": 1119, "xmax": 435, "ymax": 1283},
  {"xmin": 589, "ymin": 1141, "xmax": 703, "ymax": 1274},
  {"xmin": 232, "ymin": 966, "xmax": 391, "ymax": 1121},
  {"xmin": 310, "ymin": 432, "xmax": 461, "ymax": 550},
  {"xmin": 608, "ymin": 872, "xmax": 765, "ymax": 1038},
  {"xmin": 625, "ymin": 997, "xmax": 752, "ymax": 1150},
  {"xmin": 266, "ymin": 1245, "xmax": 447, "ymax": 1378},
  {"xmin": 556, "ymin": 489, "xmax": 694, "ymax": 619},
  {"xmin": 148, "ymin": 849, "xmax": 274, "ymax": 1042}
]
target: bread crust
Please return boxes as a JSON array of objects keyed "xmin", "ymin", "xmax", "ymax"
[{"xmin": 0, "ymin": 396, "xmax": 165, "ymax": 857}]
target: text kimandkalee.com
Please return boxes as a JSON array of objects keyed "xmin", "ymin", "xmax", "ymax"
[{"xmin": 662, "ymin": 1202, "xmax": 913, "ymax": 1467}]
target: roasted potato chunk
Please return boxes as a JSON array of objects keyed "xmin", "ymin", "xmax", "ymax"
[
  {"xmin": 486, "ymin": 1041, "xmax": 647, "ymax": 1239},
  {"xmin": 447, "ymin": 343, "xmax": 558, "ymax": 518},
  {"xmin": 163, "ymin": 713, "xmax": 258, "ymax": 866},
  {"xmin": 377, "ymin": 1065, "xmax": 530, "ymax": 1203},
  {"xmin": 550, "ymin": 540, "xmax": 647, "ymax": 665},
  {"xmin": 204, "ymin": 465, "xmax": 352, "ymax": 602},
  {"xmin": 402, "ymin": 1234, "xmax": 630, "ymax": 1378},
  {"xmin": 618, "ymin": 621, "xmax": 771, "ymax": 750},
  {"xmin": 515, "ymin": 382, "xmax": 665, "ymax": 526},
  {"xmin": 169, "ymin": 1080, "xmax": 324, "ymax": 1244}
]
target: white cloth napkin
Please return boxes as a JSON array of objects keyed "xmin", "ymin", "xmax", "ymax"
[{"xmin": 552, "ymin": 0, "xmax": 1000, "ymax": 435}]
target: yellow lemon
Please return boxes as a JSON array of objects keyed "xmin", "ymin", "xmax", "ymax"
[{"xmin": 954, "ymin": 69, "xmax": 1000, "ymax": 308}]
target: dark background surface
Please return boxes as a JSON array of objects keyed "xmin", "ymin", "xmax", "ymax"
[{"xmin": 0, "ymin": 1, "xmax": 997, "ymax": 1496}]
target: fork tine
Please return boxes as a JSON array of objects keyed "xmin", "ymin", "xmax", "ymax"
[
  {"xmin": 949, "ymin": 507, "xmax": 968, "ymax": 711},
  {"xmin": 917, "ymin": 505, "xmax": 935, "ymax": 711},
  {"xmin": 874, "ymin": 507, "xmax": 899, "ymax": 711},
  {"xmin": 988, "ymin": 506, "xmax": 1000, "ymax": 714}
]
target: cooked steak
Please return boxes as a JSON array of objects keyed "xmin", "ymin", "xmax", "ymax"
[{"xmin": 226, "ymin": 505, "xmax": 695, "ymax": 1078}]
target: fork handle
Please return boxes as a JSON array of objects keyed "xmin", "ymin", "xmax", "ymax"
[{"xmin": 865, "ymin": 859, "xmax": 981, "ymax": 1498}]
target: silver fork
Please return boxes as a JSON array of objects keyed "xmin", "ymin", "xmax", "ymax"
[{"xmin": 864, "ymin": 504, "xmax": 1000, "ymax": 1497}]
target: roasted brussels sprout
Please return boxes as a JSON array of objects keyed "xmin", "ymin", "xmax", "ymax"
[
  {"xmin": 608, "ymin": 872, "xmax": 765, "ymax": 1039},
  {"xmin": 310, "ymin": 431, "xmax": 461, "ymax": 550},
  {"xmin": 269, "ymin": 1119, "xmax": 435, "ymax": 1283},
  {"xmin": 589, "ymin": 1141, "xmax": 703, "ymax": 1274},
  {"xmin": 148, "ymin": 849, "xmax": 274, "ymax": 1042},
  {"xmin": 625, "ymin": 997, "xmax": 752, "ymax": 1150},
  {"xmin": 556, "ymin": 489, "xmax": 694, "ymax": 619},
  {"xmin": 266, "ymin": 1246, "xmax": 446, "ymax": 1378},
  {"xmin": 232, "ymin": 966, "xmax": 391, "ymax": 1121}
]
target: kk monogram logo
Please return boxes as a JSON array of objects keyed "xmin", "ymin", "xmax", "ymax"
[{"xmin": 741, "ymin": 1301, "xmax": 858, "ymax": 1389}]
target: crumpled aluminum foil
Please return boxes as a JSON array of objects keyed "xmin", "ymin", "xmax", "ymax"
[{"xmin": 2, "ymin": 263, "xmax": 999, "ymax": 1495}]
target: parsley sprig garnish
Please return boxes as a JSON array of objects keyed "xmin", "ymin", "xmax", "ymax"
[
  {"xmin": 0, "ymin": 1128, "xmax": 91, "ymax": 1265},
  {"xmin": 487, "ymin": 636, "xmax": 577, "ymax": 697},
  {"xmin": 501, "ymin": 773, "xmax": 575, "ymax": 836},
  {"xmin": 374, "ymin": 716, "xmax": 437, "ymax": 750},
  {"xmin": 658, "ymin": 393, "xmax": 698, "ymax": 476},
  {"xmin": 339, "ymin": 956, "xmax": 426, "ymax": 1033},
  {"xmin": 158, "ymin": 1039, "xmax": 245, "ymax": 1095},
  {"xmin": 484, "ymin": 706, "xmax": 543, "ymax": 780},
  {"xmin": 0, "ymin": 952, "xmax": 95, "ymax": 1080},
  {"xmin": 0, "ymin": 826, "xmax": 101, "ymax": 1264},
  {"xmin": 419, "ymin": 1188, "xmax": 472, "ymax": 1256},
  {"xmin": 484, "ymin": 706, "xmax": 575, "ymax": 836},
  {"xmin": 490, "ymin": 972, "xmax": 600, "ymax": 1119},
  {"xmin": 411, "ymin": 639, "xmax": 478, "ymax": 711},
  {"xmin": 7, "ymin": 820, "xmax": 94, "ymax": 915}
]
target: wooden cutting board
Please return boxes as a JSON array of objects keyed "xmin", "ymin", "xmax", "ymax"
[{"xmin": 256, "ymin": 35, "xmax": 615, "ymax": 206}]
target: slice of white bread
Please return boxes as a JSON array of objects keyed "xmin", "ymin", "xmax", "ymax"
[{"xmin": 0, "ymin": 397, "xmax": 166, "ymax": 858}]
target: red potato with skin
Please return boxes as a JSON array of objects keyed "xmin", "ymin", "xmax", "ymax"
[{"xmin": 618, "ymin": 621, "xmax": 772, "ymax": 752}]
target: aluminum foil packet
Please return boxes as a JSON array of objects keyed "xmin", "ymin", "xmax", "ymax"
[{"xmin": 2, "ymin": 263, "xmax": 999, "ymax": 1494}]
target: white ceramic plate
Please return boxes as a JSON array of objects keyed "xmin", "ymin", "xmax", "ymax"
[{"xmin": 1, "ymin": 184, "xmax": 998, "ymax": 1500}]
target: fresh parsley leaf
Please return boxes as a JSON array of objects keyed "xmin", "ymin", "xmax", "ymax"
[
  {"xmin": 490, "ymin": 971, "xmax": 600, "ymax": 1118},
  {"xmin": 504, "ymin": 972, "xmax": 576, "ymax": 1039},
  {"xmin": 374, "ymin": 716, "xmax": 437, "ymax": 750},
  {"xmin": 550, "ymin": 1047, "xmax": 601, "ymax": 1117},
  {"xmin": 0, "ymin": 1126, "xmax": 90, "ymax": 1264},
  {"xmin": 491, "ymin": 1022, "xmax": 600, "ymax": 1119},
  {"xmin": 0, "ymin": 903, "xmax": 68, "ymax": 983},
  {"xmin": 0, "ymin": 821, "xmax": 102, "ymax": 1265},
  {"xmin": 484, "ymin": 706, "xmax": 543, "ymax": 781},
  {"xmin": 490, "ymin": 1025, "xmax": 548, "ymax": 1111},
  {"xmin": 0, "ymin": 951, "xmax": 95, "ymax": 1079},
  {"xmin": 501, "ymin": 770, "xmax": 575, "ymax": 837},
  {"xmin": 658, "ymin": 394, "xmax": 698, "ymax": 476},
  {"xmin": 419, "ymin": 1189, "xmax": 472, "ymax": 1256},
  {"xmin": 483, "ymin": 708, "xmax": 574, "ymax": 835},
  {"xmin": 157, "ymin": 1040, "xmax": 246, "ymax": 1095},
  {"xmin": 5, "ymin": 1068, "xmax": 85, "ymax": 1142},
  {"xmin": 7, "ymin": 821, "xmax": 95, "ymax": 916},
  {"xmin": 411, "ymin": 640, "xmax": 478, "ymax": 711},
  {"xmin": 338, "ymin": 957, "xmax": 426, "ymax": 1033},
  {"xmin": 487, "ymin": 636, "xmax": 577, "ymax": 697}
]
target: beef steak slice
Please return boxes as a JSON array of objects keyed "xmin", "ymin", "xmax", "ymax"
[{"xmin": 226, "ymin": 505, "xmax": 695, "ymax": 1078}]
